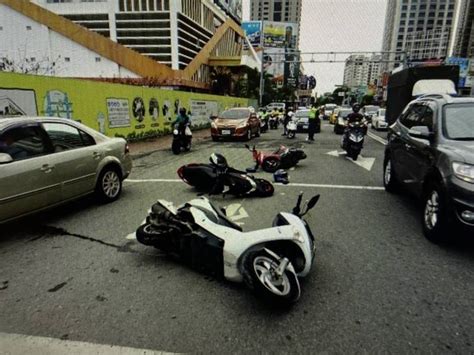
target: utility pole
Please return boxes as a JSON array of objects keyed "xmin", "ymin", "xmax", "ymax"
[{"xmin": 258, "ymin": 0, "xmax": 265, "ymax": 107}]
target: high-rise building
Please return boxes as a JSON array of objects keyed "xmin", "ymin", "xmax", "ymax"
[
  {"xmin": 250, "ymin": 0, "xmax": 302, "ymax": 23},
  {"xmin": 451, "ymin": 0, "xmax": 473, "ymax": 58},
  {"xmin": 381, "ymin": 0, "xmax": 457, "ymax": 72},
  {"xmin": 343, "ymin": 55, "xmax": 381, "ymax": 90}
]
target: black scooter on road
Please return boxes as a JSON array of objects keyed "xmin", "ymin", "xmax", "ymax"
[
  {"xmin": 178, "ymin": 153, "xmax": 274, "ymax": 197},
  {"xmin": 341, "ymin": 120, "xmax": 367, "ymax": 161}
]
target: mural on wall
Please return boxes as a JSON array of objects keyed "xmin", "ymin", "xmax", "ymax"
[
  {"xmin": 0, "ymin": 72, "xmax": 252, "ymax": 141},
  {"xmin": 132, "ymin": 97, "xmax": 145, "ymax": 124},
  {"xmin": 0, "ymin": 89, "xmax": 37, "ymax": 117},
  {"xmin": 189, "ymin": 100, "xmax": 218, "ymax": 127},
  {"xmin": 106, "ymin": 98, "xmax": 131, "ymax": 128},
  {"xmin": 43, "ymin": 90, "xmax": 73, "ymax": 119}
]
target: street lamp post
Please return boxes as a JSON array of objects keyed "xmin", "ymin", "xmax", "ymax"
[{"xmin": 258, "ymin": 0, "xmax": 265, "ymax": 107}]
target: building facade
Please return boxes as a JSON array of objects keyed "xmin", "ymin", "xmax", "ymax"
[
  {"xmin": 381, "ymin": 0, "xmax": 457, "ymax": 72},
  {"xmin": 343, "ymin": 55, "xmax": 381, "ymax": 90},
  {"xmin": 451, "ymin": 0, "xmax": 473, "ymax": 58},
  {"xmin": 249, "ymin": 0, "xmax": 301, "ymax": 23},
  {"xmin": 0, "ymin": 0, "xmax": 253, "ymax": 89}
]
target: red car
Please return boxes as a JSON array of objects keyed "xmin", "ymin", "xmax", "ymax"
[{"xmin": 211, "ymin": 108, "xmax": 261, "ymax": 141}]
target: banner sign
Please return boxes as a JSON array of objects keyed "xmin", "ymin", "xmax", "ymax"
[
  {"xmin": 242, "ymin": 21, "xmax": 262, "ymax": 49},
  {"xmin": 262, "ymin": 21, "xmax": 298, "ymax": 49},
  {"xmin": 446, "ymin": 57, "xmax": 471, "ymax": 87}
]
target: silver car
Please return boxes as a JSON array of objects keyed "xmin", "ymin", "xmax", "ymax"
[
  {"xmin": 371, "ymin": 108, "xmax": 388, "ymax": 130},
  {"xmin": 0, "ymin": 116, "xmax": 132, "ymax": 223}
]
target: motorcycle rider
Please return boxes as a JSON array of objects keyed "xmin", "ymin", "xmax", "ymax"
[
  {"xmin": 172, "ymin": 107, "xmax": 190, "ymax": 136},
  {"xmin": 342, "ymin": 103, "xmax": 365, "ymax": 148},
  {"xmin": 282, "ymin": 108, "xmax": 292, "ymax": 136}
]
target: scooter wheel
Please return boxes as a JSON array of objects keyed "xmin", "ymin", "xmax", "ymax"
[
  {"xmin": 241, "ymin": 249, "xmax": 301, "ymax": 307},
  {"xmin": 171, "ymin": 141, "xmax": 181, "ymax": 155},
  {"xmin": 254, "ymin": 178, "xmax": 274, "ymax": 197},
  {"xmin": 287, "ymin": 132, "xmax": 295, "ymax": 139},
  {"xmin": 262, "ymin": 157, "xmax": 280, "ymax": 173},
  {"xmin": 136, "ymin": 223, "xmax": 163, "ymax": 246}
]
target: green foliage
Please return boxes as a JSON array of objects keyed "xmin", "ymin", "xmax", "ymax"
[{"xmin": 361, "ymin": 94, "xmax": 374, "ymax": 106}]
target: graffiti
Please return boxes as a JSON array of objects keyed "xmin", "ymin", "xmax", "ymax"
[
  {"xmin": 0, "ymin": 89, "xmax": 38, "ymax": 117},
  {"xmin": 132, "ymin": 97, "xmax": 145, "ymax": 122},
  {"xmin": 163, "ymin": 99, "xmax": 172, "ymax": 122},
  {"xmin": 43, "ymin": 90, "xmax": 73, "ymax": 118},
  {"xmin": 149, "ymin": 98, "xmax": 159, "ymax": 120}
]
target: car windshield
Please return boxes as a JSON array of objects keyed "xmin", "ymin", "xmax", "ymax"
[
  {"xmin": 339, "ymin": 109, "xmax": 352, "ymax": 118},
  {"xmin": 443, "ymin": 104, "xmax": 474, "ymax": 140},
  {"xmin": 365, "ymin": 106, "xmax": 379, "ymax": 113},
  {"xmin": 296, "ymin": 111, "xmax": 310, "ymax": 118},
  {"xmin": 220, "ymin": 109, "xmax": 249, "ymax": 119}
]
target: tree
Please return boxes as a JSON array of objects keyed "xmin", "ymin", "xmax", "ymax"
[
  {"xmin": 210, "ymin": 67, "xmax": 233, "ymax": 96},
  {"xmin": 332, "ymin": 86, "xmax": 349, "ymax": 105},
  {"xmin": 0, "ymin": 56, "xmax": 60, "ymax": 75},
  {"xmin": 361, "ymin": 94, "xmax": 374, "ymax": 106}
]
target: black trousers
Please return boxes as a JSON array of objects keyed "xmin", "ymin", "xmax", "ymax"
[{"xmin": 308, "ymin": 120, "xmax": 317, "ymax": 140}]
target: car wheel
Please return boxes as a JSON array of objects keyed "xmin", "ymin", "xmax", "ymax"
[
  {"xmin": 422, "ymin": 182, "xmax": 450, "ymax": 243},
  {"xmin": 96, "ymin": 166, "xmax": 122, "ymax": 203},
  {"xmin": 383, "ymin": 157, "xmax": 400, "ymax": 193}
]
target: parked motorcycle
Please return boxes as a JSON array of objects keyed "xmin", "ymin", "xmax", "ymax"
[
  {"xmin": 177, "ymin": 153, "xmax": 274, "ymax": 197},
  {"xmin": 135, "ymin": 192, "xmax": 320, "ymax": 306},
  {"xmin": 341, "ymin": 120, "xmax": 367, "ymax": 161},
  {"xmin": 172, "ymin": 123, "xmax": 192, "ymax": 155},
  {"xmin": 245, "ymin": 144, "xmax": 306, "ymax": 173}
]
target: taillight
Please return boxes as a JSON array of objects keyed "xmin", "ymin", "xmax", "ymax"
[{"xmin": 124, "ymin": 144, "xmax": 130, "ymax": 154}]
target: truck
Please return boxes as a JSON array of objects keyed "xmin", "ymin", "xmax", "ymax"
[{"xmin": 385, "ymin": 65, "xmax": 460, "ymax": 124}]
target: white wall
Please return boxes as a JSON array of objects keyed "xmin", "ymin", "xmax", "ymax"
[{"xmin": 0, "ymin": 4, "xmax": 139, "ymax": 78}]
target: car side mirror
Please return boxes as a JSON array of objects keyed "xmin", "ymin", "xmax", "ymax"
[
  {"xmin": 408, "ymin": 126, "xmax": 433, "ymax": 140},
  {"xmin": 0, "ymin": 153, "xmax": 13, "ymax": 164}
]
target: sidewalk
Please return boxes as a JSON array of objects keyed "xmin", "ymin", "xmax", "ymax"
[{"xmin": 128, "ymin": 129, "xmax": 211, "ymax": 158}]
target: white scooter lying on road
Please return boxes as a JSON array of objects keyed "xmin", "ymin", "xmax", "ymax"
[{"xmin": 135, "ymin": 193, "xmax": 320, "ymax": 306}]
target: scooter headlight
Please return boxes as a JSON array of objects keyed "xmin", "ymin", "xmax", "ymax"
[{"xmin": 173, "ymin": 129, "xmax": 179, "ymax": 135}]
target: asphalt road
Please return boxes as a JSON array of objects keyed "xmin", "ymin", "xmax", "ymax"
[{"xmin": 1, "ymin": 123, "xmax": 473, "ymax": 353}]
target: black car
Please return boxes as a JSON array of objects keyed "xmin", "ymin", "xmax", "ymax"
[
  {"xmin": 383, "ymin": 94, "xmax": 474, "ymax": 242},
  {"xmin": 295, "ymin": 109, "xmax": 321, "ymax": 133}
]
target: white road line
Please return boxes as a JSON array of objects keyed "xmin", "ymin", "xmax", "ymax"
[
  {"xmin": 367, "ymin": 131, "xmax": 388, "ymax": 145},
  {"xmin": 126, "ymin": 179, "xmax": 384, "ymax": 191},
  {"xmin": 0, "ymin": 332, "xmax": 169, "ymax": 355}
]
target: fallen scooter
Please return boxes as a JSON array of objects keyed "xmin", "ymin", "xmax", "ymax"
[
  {"xmin": 245, "ymin": 144, "xmax": 306, "ymax": 173},
  {"xmin": 177, "ymin": 153, "xmax": 274, "ymax": 197},
  {"xmin": 135, "ymin": 192, "xmax": 320, "ymax": 306}
]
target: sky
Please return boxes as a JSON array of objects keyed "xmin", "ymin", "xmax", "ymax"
[{"xmin": 241, "ymin": 0, "xmax": 388, "ymax": 94}]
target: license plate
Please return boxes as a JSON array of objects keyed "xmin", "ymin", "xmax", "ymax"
[
  {"xmin": 303, "ymin": 125, "xmax": 308, "ymax": 129},
  {"xmin": 221, "ymin": 129, "xmax": 231, "ymax": 135}
]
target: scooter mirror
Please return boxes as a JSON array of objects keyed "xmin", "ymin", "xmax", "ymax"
[{"xmin": 306, "ymin": 195, "xmax": 320, "ymax": 210}]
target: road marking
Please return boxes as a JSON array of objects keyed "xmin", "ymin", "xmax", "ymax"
[
  {"xmin": 326, "ymin": 150, "xmax": 375, "ymax": 171},
  {"xmin": 0, "ymin": 332, "xmax": 169, "ymax": 355},
  {"xmin": 367, "ymin": 131, "xmax": 388, "ymax": 145},
  {"xmin": 225, "ymin": 203, "xmax": 249, "ymax": 224},
  {"xmin": 126, "ymin": 179, "xmax": 384, "ymax": 190}
]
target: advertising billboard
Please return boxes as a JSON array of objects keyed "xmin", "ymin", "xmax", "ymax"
[
  {"xmin": 262, "ymin": 21, "xmax": 298, "ymax": 49},
  {"xmin": 446, "ymin": 57, "xmax": 471, "ymax": 87},
  {"xmin": 214, "ymin": 0, "xmax": 242, "ymax": 23},
  {"xmin": 284, "ymin": 49, "xmax": 300, "ymax": 88},
  {"xmin": 263, "ymin": 48, "xmax": 285, "ymax": 87},
  {"xmin": 242, "ymin": 21, "xmax": 262, "ymax": 49}
]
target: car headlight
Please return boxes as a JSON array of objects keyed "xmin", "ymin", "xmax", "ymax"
[
  {"xmin": 453, "ymin": 162, "xmax": 474, "ymax": 183},
  {"xmin": 237, "ymin": 121, "xmax": 248, "ymax": 129}
]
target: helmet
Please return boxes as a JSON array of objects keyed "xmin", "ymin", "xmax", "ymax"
[
  {"xmin": 209, "ymin": 153, "xmax": 228, "ymax": 168},
  {"xmin": 288, "ymin": 111, "xmax": 294, "ymax": 117},
  {"xmin": 273, "ymin": 169, "xmax": 289, "ymax": 184},
  {"xmin": 179, "ymin": 107, "xmax": 187, "ymax": 115},
  {"xmin": 352, "ymin": 104, "xmax": 361, "ymax": 113}
]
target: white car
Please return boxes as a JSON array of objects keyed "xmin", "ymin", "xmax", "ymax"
[{"xmin": 371, "ymin": 108, "xmax": 388, "ymax": 130}]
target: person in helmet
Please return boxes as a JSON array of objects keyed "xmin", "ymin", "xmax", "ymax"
[
  {"xmin": 172, "ymin": 107, "xmax": 190, "ymax": 136},
  {"xmin": 282, "ymin": 108, "xmax": 293, "ymax": 136},
  {"xmin": 342, "ymin": 103, "xmax": 365, "ymax": 147}
]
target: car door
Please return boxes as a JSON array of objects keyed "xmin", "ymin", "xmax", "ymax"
[
  {"xmin": 404, "ymin": 102, "xmax": 437, "ymax": 190},
  {"xmin": 389, "ymin": 104, "xmax": 419, "ymax": 183},
  {"xmin": 41, "ymin": 122, "xmax": 99, "ymax": 201},
  {"xmin": 0, "ymin": 123, "xmax": 61, "ymax": 222}
]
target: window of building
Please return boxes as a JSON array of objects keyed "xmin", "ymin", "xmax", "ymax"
[
  {"xmin": 95, "ymin": 57, "xmax": 101, "ymax": 62},
  {"xmin": 274, "ymin": 13, "xmax": 281, "ymax": 21},
  {"xmin": 26, "ymin": 26, "xmax": 32, "ymax": 30},
  {"xmin": 30, "ymin": 57, "xmax": 36, "ymax": 62},
  {"xmin": 65, "ymin": 57, "xmax": 70, "ymax": 62}
]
